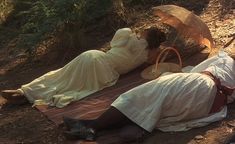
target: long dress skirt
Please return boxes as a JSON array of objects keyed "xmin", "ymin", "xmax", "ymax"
[
  {"xmin": 21, "ymin": 50, "xmax": 119, "ymax": 108},
  {"xmin": 111, "ymin": 73, "xmax": 217, "ymax": 132}
]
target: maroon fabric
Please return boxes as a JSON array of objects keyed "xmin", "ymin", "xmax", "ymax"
[{"xmin": 201, "ymin": 71, "xmax": 234, "ymax": 114}]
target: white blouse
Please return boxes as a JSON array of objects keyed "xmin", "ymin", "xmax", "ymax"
[
  {"xmin": 191, "ymin": 50, "xmax": 235, "ymax": 103},
  {"xmin": 106, "ymin": 33, "xmax": 148, "ymax": 74}
]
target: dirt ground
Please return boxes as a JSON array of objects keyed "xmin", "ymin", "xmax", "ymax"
[{"xmin": 0, "ymin": 0, "xmax": 235, "ymax": 144}]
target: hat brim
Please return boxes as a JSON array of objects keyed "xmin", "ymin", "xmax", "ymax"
[{"xmin": 141, "ymin": 63, "xmax": 182, "ymax": 80}]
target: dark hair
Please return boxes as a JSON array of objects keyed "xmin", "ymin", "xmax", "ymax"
[{"xmin": 144, "ymin": 27, "xmax": 166, "ymax": 49}]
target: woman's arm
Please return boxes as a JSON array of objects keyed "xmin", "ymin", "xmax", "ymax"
[{"xmin": 110, "ymin": 28, "xmax": 132, "ymax": 48}]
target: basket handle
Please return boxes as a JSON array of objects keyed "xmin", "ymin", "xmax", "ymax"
[{"xmin": 155, "ymin": 47, "xmax": 182, "ymax": 70}]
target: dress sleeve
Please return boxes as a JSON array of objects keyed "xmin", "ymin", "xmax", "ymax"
[
  {"xmin": 191, "ymin": 50, "xmax": 231, "ymax": 73},
  {"xmin": 126, "ymin": 34, "xmax": 147, "ymax": 52},
  {"xmin": 190, "ymin": 55, "xmax": 218, "ymax": 73},
  {"xmin": 110, "ymin": 28, "xmax": 132, "ymax": 48}
]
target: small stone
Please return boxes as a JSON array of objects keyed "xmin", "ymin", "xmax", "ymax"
[{"xmin": 194, "ymin": 135, "xmax": 204, "ymax": 140}]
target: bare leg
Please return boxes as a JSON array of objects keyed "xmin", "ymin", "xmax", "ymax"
[
  {"xmin": 89, "ymin": 106, "xmax": 133, "ymax": 130},
  {"xmin": 64, "ymin": 106, "xmax": 134, "ymax": 131},
  {"xmin": 64, "ymin": 106, "xmax": 147, "ymax": 141}
]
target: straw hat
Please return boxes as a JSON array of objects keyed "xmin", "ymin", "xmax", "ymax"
[{"xmin": 141, "ymin": 47, "xmax": 182, "ymax": 80}]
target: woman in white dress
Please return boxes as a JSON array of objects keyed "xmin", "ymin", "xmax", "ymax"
[
  {"xmin": 63, "ymin": 48, "xmax": 235, "ymax": 141},
  {"xmin": 2, "ymin": 27, "xmax": 166, "ymax": 108}
]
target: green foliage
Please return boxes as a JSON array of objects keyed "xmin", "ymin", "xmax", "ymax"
[
  {"xmin": 124, "ymin": 0, "xmax": 191, "ymax": 6},
  {"xmin": 0, "ymin": 0, "xmax": 14, "ymax": 24},
  {"xmin": 0, "ymin": 0, "xmax": 190, "ymax": 53},
  {"xmin": 125, "ymin": 0, "xmax": 153, "ymax": 5},
  {"xmin": 1, "ymin": 0, "xmax": 114, "ymax": 52}
]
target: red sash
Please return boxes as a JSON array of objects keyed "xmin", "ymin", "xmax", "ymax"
[{"xmin": 201, "ymin": 71, "xmax": 234, "ymax": 114}]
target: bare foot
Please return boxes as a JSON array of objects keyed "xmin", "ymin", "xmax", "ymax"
[
  {"xmin": 118, "ymin": 125, "xmax": 148, "ymax": 142},
  {"xmin": 0, "ymin": 96, "xmax": 7, "ymax": 109},
  {"xmin": 63, "ymin": 119, "xmax": 96, "ymax": 141},
  {"xmin": 1, "ymin": 90, "xmax": 24, "ymax": 100},
  {"xmin": 63, "ymin": 117, "xmax": 94, "ymax": 130}
]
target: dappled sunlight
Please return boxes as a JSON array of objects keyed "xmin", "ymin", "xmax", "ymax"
[
  {"xmin": 0, "ymin": 0, "xmax": 14, "ymax": 24},
  {"xmin": 200, "ymin": 0, "xmax": 234, "ymax": 48},
  {"xmin": 0, "ymin": 56, "xmax": 27, "ymax": 75},
  {"xmin": 0, "ymin": 0, "xmax": 235, "ymax": 143}
]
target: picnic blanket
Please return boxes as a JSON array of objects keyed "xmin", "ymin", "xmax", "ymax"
[
  {"xmin": 34, "ymin": 45, "xmax": 214, "ymax": 143},
  {"xmin": 35, "ymin": 65, "xmax": 150, "ymax": 144},
  {"xmin": 35, "ymin": 65, "xmax": 149, "ymax": 125}
]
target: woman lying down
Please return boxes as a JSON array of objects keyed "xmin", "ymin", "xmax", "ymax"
[
  {"xmin": 1, "ymin": 27, "xmax": 166, "ymax": 108},
  {"xmin": 63, "ymin": 47, "xmax": 235, "ymax": 142}
]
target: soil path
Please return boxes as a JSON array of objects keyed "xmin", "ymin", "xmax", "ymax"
[{"xmin": 0, "ymin": 0, "xmax": 234, "ymax": 143}]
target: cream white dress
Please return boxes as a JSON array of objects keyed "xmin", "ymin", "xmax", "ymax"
[
  {"xmin": 20, "ymin": 28, "xmax": 148, "ymax": 108},
  {"xmin": 112, "ymin": 50, "xmax": 235, "ymax": 132}
]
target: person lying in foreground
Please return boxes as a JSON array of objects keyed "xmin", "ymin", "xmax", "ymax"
[
  {"xmin": 1, "ymin": 27, "xmax": 166, "ymax": 108},
  {"xmin": 63, "ymin": 48, "xmax": 235, "ymax": 141}
]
